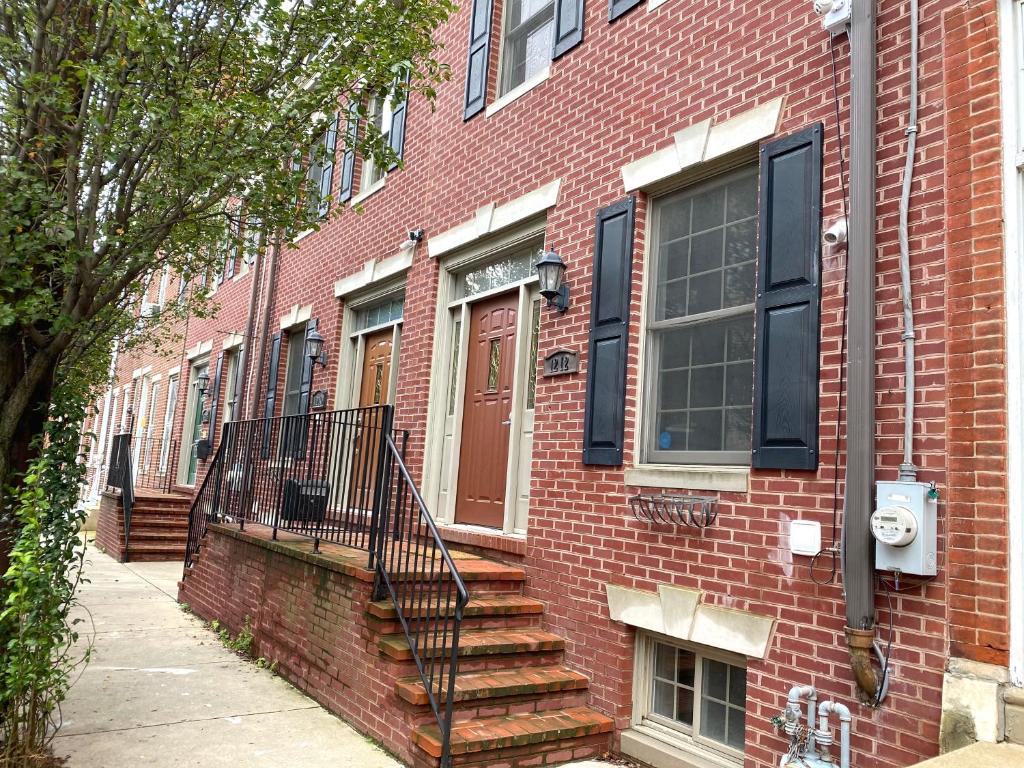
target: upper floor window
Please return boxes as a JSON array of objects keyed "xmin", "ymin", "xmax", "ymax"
[
  {"xmin": 307, "ymin": 119, "xmax": 338, "ymax": 217},
  {"xmin": 644, "ymin": 167, "xmax": 757, "ymax": 465},
  {"xmin": 361, "ymin": 95, "xmax": 394, "ymax": 191},
  {"xmin": 500, "ymin": 0, "xmax": 554, "ymax": 94}
]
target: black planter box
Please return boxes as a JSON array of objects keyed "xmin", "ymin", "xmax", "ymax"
[{"xmin": 281, "ymin": 479, "xmax": 330, "ymax": 524}]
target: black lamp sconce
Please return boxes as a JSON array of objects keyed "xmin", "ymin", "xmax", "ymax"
[
  {"xmin": 196, "ymin": 371, "xmax": 211, "ymax": 398},
  {"xmin": 305, "ymin": 327, "xmax": 328, "ymax": 368},
  {"xmin": 535, "ymin": 249, "xmax": 569, "ymax": 313}
]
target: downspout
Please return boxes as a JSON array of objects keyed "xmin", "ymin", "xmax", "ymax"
[
  {"xmin": 843, "ymin": 0, "xmax": 879, "ymax": 699},
  {"xmin": 235, "ymin": 229, "xmax": 268, "ymax": 420},
  {"xmin": 246, "ymin": 235, "xmax": 281, "ymax": 420},
  {"xmin": 897, "ymin": 0, "xmax": 920, "ymax": 482}
]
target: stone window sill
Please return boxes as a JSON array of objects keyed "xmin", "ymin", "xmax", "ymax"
[
  {"xmin": 624, "ymin": 464, "xmax": 749, "ymax": 493},
  {"xmin": 352, "ymin": 177, "xmax": 386, "ymax": 207},
  {"xmin": 485, "ymin": 67, "xmax": 550, "ymax": 118},
  {"xmin": 621, "ymin": 726, "xmax": 741, "ymax": 768}
]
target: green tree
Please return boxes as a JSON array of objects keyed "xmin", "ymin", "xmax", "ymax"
[
  {"xmin": 0, "ymin": 0, "xmax": 453, "ymax": 565},
  {"xmin": 0, "ymin": 0, "xmax": 452, "ymax": 760}
]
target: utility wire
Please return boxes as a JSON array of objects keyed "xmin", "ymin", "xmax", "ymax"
[{"xmin": 810, "ymin": 37, "xmax": 851, "ymax": 586}]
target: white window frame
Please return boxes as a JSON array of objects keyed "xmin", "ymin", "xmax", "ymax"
[
  {"xmin": 159, "ymin": 375, "xmax": 179, "ymax": 474},
  {"xmin": 157, "ymin": 265, "xmax": 170, "ymax": 308},
  {"xmin": 421, "ymin": 225, "xmax": 543, "ymax": 535},
  {"xmin": 1001, "ymin": 0, "xmax": 1024, "ymax": 686},
  {"xmin": 177, "ymin": 359, "xmax": 209, "ymax": 486},
  {"xmin": 635, "ymin": 164, "xmax": 759, "ymax": 472},
  {"xmin": 360, "ymin": 94, "xmax": 394, "ymax": 193},
  {"xmin": 497, "ymin": 0, "xmax": 555, "ymax": 96},
  {"xmin": 632, "ymin": 632, "xmax": 746, "ymax": 765}
]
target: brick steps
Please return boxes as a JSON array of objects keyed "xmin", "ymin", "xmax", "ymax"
[
  {"xmin": 380, "ymin": 554, "xmax": 611, "ymax": 767},
  {"xmin": 368, "ymin": 594, "xmax": 545, "ymax": 634},
  {"xmin": 379, "ymin": 629, "xmax": 565, "ymax": 661},
  {"xmin": 368, "ymin": 594, "xmax": 544, "ymax": 620},
  {"xmin": 411, "ymin": 706, "xmax": 614, "ymax": 761},
  {"xmin": 395, "ymin": 666, "xmax": 589, "ymax": 707},
  {"xmin": 98, "ymin": 490, "xmax": 192, "ymax": 562}
]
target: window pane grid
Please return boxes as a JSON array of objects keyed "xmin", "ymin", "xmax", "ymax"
[
  {"xmin": 647, "ymin": 641, "xmax": 746, "ymax": 755},
  {"xmin": 501, "ymin": 0, "xmax": 553, "ymax": 93},
  {"xmin": 647, "ymin": 168, "xmax": 757, "ymax": 462}
]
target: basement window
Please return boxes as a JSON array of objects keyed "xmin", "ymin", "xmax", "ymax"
[{"xmin": 632, "ymin": 633, "xmax": 746, "ymax": 763}]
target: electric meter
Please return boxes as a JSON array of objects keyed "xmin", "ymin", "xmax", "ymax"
[
  {"xmin": 873, "ymin": 481, "xmax": 938, "ymax": 576},
  {"xmin": 870, "ymin": 505, "xmax": 918, "ymax": 547}
]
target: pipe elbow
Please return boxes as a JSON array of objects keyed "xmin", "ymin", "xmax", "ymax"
[
  {"xmin": 787, "ymin": 685, "xmax": 817, "ymax": 704},
  {"xmin": 845, "ymin": 627, "xmax": 879, "ymax": 700}
]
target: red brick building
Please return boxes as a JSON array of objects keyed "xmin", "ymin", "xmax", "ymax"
[{"xmin": 85, "ymin": 0, "xmax": 1024, "ymax": 765}]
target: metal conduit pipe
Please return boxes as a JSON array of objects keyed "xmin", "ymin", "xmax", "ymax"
[
  {"xmin": 897, "ymin": 0, "xmax": 920, "ymax": 482},
  {"xmin": 843, "ymin": 0, "xmax": 879, "ymax": 700}
]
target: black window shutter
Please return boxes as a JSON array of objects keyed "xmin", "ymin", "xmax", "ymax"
[
  {"xmin": 751, "ymin": 124, "xmax": 823, "ymax": 471},
  {"xmin": 552, "ymin": 0, "xmax": 584, "ymax": 58},
  {"xmin": 208, "ymin": 352, "xmax": 225, "ymax": 448},
  {"xmin": 388, "ymin": 76, "xmax": 410, "ymax": 170},
  {"xmin": 261, "ymin": 333, "xmax": 282, "ymax": 458},
  {"xmin": 463, "ymin": 0, "xmax": 493, "ymax": 120},
  {"xmin": 338, "ymin": 103, "xmax": 359, "ymax": 203},
  {"xmin": 298, "ymin": 318, "xmax": 317, "ymax": 415},
  {"xmin": 582, "ymin": 197, "xmax": 636, "ymax": 466},
  {"xmin": 608, "ymin": 0, "xmax": 640, "ymax": 22},
  {"xmin": 294, "ymin": 318, "xmax": 318, "ymax": 459},
  {"xmin": 318, "ymin": 116, "xmax": 338, "ymax": 217}
]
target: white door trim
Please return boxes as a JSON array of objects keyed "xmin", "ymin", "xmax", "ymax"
[
  {"xmin": 1000, "ymin": 0, "xmax": 1024, "ymax": 686},
  {"xmin": 422, "ymin": 228, "xmax": 544, "ymax": 534}
]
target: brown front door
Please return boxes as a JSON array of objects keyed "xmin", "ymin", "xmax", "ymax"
[
  {"xmin": 359, "ymin": 329, "xmax": 393, "ymax": 407},
  {"xmin": 350, "ymin": 329, "xmax": 394, "ymax": 510},
  {"xmin": 455, "ymin": 291, "xmax": 518, "ymax": 528}
]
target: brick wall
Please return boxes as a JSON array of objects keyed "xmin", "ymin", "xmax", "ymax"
[
  {"xmin": 87, "ymin": 0, "xmax": 1013, "ymax": 765},
  {"xmin": 179, "ymin": 526, "xmax": 428, "ymax": 766},
  {"xmin": 941, "ymin": 0, "xmax": 1009, "ymax": 667}
]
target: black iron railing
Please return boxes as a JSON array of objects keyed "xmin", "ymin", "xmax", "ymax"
[
  {"xmin": 372, "ymin": 432, "xmax": 469, "ymax": 767},
  {"xmin": 182, "ymin": 405, "xmax": 467, "ymax": 765},
  {"xmin": 105, "ymin": 432, "xmax": 136, "ymax": 562}
]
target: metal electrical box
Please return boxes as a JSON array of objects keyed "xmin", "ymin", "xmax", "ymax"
[{"xmin": 871, "ymin": 480, "xmax": 937, "ymax": 576}]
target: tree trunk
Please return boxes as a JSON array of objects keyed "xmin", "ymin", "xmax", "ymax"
[{"xmin": 0, "ymin": 330, "xmax": 58, "ymax": 579}]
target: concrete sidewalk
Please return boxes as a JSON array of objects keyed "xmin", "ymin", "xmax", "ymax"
[{"xmin": 56, "ymin": 546, "xmax": 403, "ymax": 768}]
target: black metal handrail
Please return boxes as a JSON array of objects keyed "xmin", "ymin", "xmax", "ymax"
[
  {"xmin": 184, "ymin": 438, "xmax": 228, "ymax": 568},
  {"xmin": 181, "ymin": 405, "xmax": 468, "ymax": 765},
  {"xmin": 105, "ymin": 432, "xmax": 136, "ymax": 562},
  {"xmin": 372, "ymin": 433, "xmax": 469, "ymax": 768}
]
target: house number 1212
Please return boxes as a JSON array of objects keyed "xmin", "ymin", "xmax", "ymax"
[{"xmin": 543, "ymin": 350, "xmax": 579, "ymax": 377}]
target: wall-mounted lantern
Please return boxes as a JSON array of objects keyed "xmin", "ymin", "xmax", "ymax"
[
  {"xmin": 535, "ymin": 249, "xmax": 568, "ymax": 313},
  {"xmin": 305, "ymin": 327, "xmax": 327, "ymax": 368},
  {"xmin": 196, "ymin": 371, "xmax": 210, "ymax": 397}
]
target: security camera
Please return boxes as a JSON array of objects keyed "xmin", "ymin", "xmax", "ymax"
[
  {"xmin": 407, "ymin": 228, "xmax": 425, "ymax": 242},
  {"xmin": 823, "ymin": 217, "xmax": 848, "ymax": 246},
  {"xmin": 813, "ymin": 0, "xmax": 833, "ymax": 14}
]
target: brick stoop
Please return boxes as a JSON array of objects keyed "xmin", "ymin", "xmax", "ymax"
[
  {"xmin": 95, "ymin": 489, "xmax": 192, "ymax": 562},
  {"xmin": 179, "ymin": 523, "xmax": 613, "ymax": 768},
  {"xmin": 376, "ymin": 559, "xmax": 612, "ymax": 767},
  {"xmin": 411, "ymin": 708, "xmax": 614, "ymax": 767}
]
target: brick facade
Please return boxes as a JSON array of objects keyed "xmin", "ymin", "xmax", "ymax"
[{"xmin": 85, "ymin": 0, "xmax": 1016, "ymax": 765}]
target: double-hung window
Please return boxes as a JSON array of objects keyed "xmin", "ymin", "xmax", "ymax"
[
  {"xmin": 361, "ymin": 95, "xmax": 393, "ymax": 191},
  {"xmin": 500, "ymin": 0, "xmax": 554, "ymax": 94},
  {"xmin": 307, "ymin": 120, "xmax": 337, "ymax": 217},
  {"xmin": 645, "ymin": 167, "xmax": 758, "ymax": 465}
]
